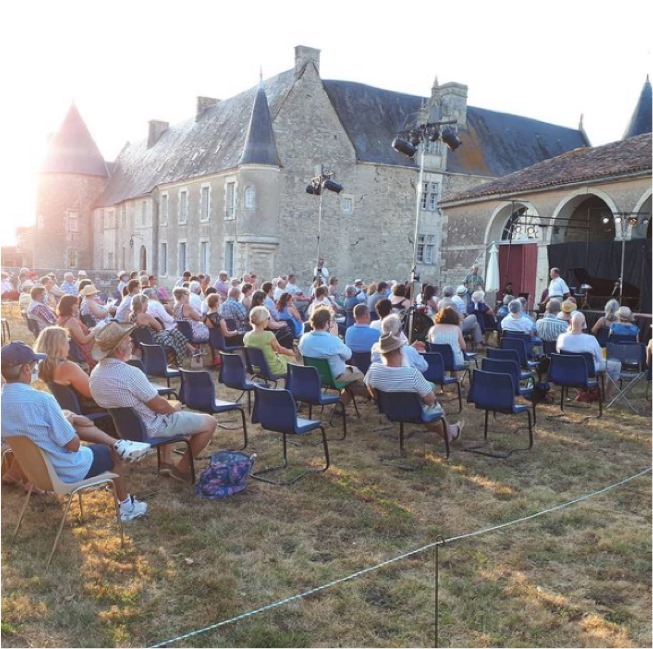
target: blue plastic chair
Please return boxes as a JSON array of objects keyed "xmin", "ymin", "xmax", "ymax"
[
  {"xmin": 487, "ymin": 347, "xmax": 534, "ymax": 382},
  {"xmin": 285, "ymin": 363, "xmax": 346, "ymax": 440},
  {"xmin": 218, "ymin": 352, "xmax": 256, "ymax": 414},
  {"xmin": 244, "ymin": 346, "xmax": 285, "ymax": 387},
  {"xmin": 608, "ymin": 331, "xmax": 638, "ymax": 344},
  {"xmin": 481, "ymin": 357, "xmax": 537, "ymax": 424},
  {"xmin": 375, "ymin": 390, "xmax": 450, "ymax": 458},
  {"xmin": 250, "ymin": 385, "xmax": 330, "ymax": 485},
  {"xmin": 174, "ymin": 320, "xmax": 194, "ymax": 342},
  {"xmin": 208, "ymin": 326, "xmax": 244, "ymax": 353},
  {"xmin": 67, "ymin": 338, "xmax": 87, "ymax": 365},
  {"xmin": 500, "ymin": 336, "xmax": 539, "ymax": 370},
  {"xmin": 140, "ymin": 343, "xmax": 181, "ymax": 389},
  {"xmin": 107, "ymin": 406, "xmax": 196, "ymax": 484},
  {"xmin": 46, "ymin": 382, "xmax": 113, "ymax": 428},
  {"xmin": 420, "ymin": 352, "xmax": 462, "ymax": 412},
  {"xmin": 467, "ymin": 369, "xmax": 533, "ymax": 457},
  {"xmin": 126, "ymin": 358, "xmax": 178, "ymax": 399},
  {"xmin": 595, "ymin": 327, "xmax": 610, "ymax": 348},
  {"xmin": 548, "ymin": 353, "xmax": 602, "ymax": 417},
  {"xmin": 424, "ymin": 342, "xmax": 471, "ymax": 385},
  {"xmin": 178, "ymin": 369, "xmax": 248, "ymax": 449},
  {"xmin": 349, "ymin": 351, "xmax": 372, "ymax": 375},
  {"xmin": 131, "ymin": 326, "xmax": 155, "ymax": 350}
]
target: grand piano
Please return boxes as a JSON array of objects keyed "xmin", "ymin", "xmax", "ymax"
[{"xmin": 567, "ymin": 268, "xmax": 640, "ymax": 310}]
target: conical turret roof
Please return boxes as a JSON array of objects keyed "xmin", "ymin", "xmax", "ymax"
[
  {"xmin": 239, "ymin": 84, "xmax": 281, "ymax": 166},
  {"xmin": 623, "ymin": 76, "xmax": 652, "ymax": 139}
]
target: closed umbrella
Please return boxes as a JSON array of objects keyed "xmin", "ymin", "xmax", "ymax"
[{"xmin": 485, "ymin": 243, "xmax": 500, "ymax": 292}]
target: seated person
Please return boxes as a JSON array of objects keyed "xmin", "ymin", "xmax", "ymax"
[
  {"xmin": 390, "ymin": 284, "xmax": 411, "ymax": 313},
  {"xmin": 535, "ymin": 299, "xmax": 568, "ymax": 342},
  {"xmin": 364, "ymin": 332, "xmax": 463, "ymax": 445},
  {"xmin": 370, "ymin": 298, "xmax": 392, "ymax": 329},
  {"xmin": 89, "ymin": 322, "xmax": 216, "ymax": 483},
  {"xmin": 243, "ymin": 306, "xmax": 297, "ymax": 376},
  {"xmin": 466, "ymin": 290, "xmax": 496, "ymax": 340},
  {"xmin": 344, "ymin": 303, "xmax": 380, "ymax": 353},
  {"xmin": 1, "ymin": 342, "xmax": 149, "ymax": 520},
  {"xmin": 276, "ymin": 292, "xmax": 304, "ymax": 339},
  {"xmin": 609, "ymin": 306, "xmax": 640, "ymax": 340},
  {"xmin": 26, "ymin": 285, "xmax": 57, "ymax": 333},
  {"xmin": 219, "ymin": 287, "xmax": 249, "ymax": 331},
  {"xmin": 204, "ymin": 294, "xmax": 245, "ymax": 361},
  {"xmin": 428, "ymin": 306, "xmax": 468, "ymax": 372},
  {"xmin": 372, "ymin": 314, "xmax": 427, "ymax": 371},
  {"xmin": 591, "ymin": 299, "xmax": 620, "ymax": 335},
  {"xmin": 299, "ymin": 307, "xmax": 367, "ymax": 402}
]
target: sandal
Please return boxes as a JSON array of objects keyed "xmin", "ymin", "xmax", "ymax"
[{"xmin": 450, "ymin": 421, "xmax": 465, "ymax": 442}]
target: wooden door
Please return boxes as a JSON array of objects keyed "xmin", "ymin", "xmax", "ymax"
[{"xmin": 498, "ymin": 243, "xmax": 537, "ymax": 309}]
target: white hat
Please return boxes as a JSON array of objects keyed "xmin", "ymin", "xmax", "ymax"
[{"xmin": 456, "ymin": 285, "xmax": 467, "ymax": 295}]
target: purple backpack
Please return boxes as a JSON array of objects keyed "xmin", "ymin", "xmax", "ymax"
[{"xmin": 195, "ymin": 451, "xmax": 256, "ymax": 499}]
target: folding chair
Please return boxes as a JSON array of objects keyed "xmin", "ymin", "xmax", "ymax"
[
  {"xmin": 605, "ymin": 342, "xmax": 647, "ymax": 412},
  {"xmin": 548, "ymin": 353, "xmax": 602, "ymax": 417},
  {"xmin": 420, "ymin": 352, "xmax": 462, "ymax": 412},
  {"xmin": 375, "ymin": 390, "xmax": 450, "ymax": 458},
  {"xmin": 250, "ymin": 385, "xmax": 330, "ymax": 485},
  {"xmin": 302, "ymin": 355, "xmax": 360, "ymax": 416},
  {"xmin": 140, "ymin": 343, "xmax": 181, "ymax": 389},
  {"xmin": 107, "ymin": 406, "xmax": 196, "ymax": 484},
  {"xmin": 466, "ymin": 369, "xmax": 533, "ymax": 458},
  {"xmin": 218, "ymin": 352, "xmax": 257, "ymax": 414},
  {"xmin": 244, "ymin": 347, "xmax": 285, "ymax": 387},
  {"xmin": 5, "ymin": 435, "xmax": 124, "ymax": 569},
  {"xmin": 178, "ymin": 369, "xmax": 248, "ymax": 449}
]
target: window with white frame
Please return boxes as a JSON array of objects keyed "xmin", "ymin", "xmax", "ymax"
[
  {"xmin": 141, "ymin": 200, "xmax": 147, "ymax": 225},
  {"xmin": 67, "ymin": 210, "xmax": 79, "ymax": 232},
  {"xmin": 225, "ymin": 241, "xmax": 234, "ymax": 276},
  {"xmin": 179, "ymin": 190, "xmax": 189, "ymax": 224},
  {"xmin": 121, "ymin": 205, "xmax": 126, "ymax": 227},
  {"xmin": 225, "ymin": 182, "xmax": 236, "ymax": 220},
  {"xmin": 421, "ymin": 182, "xmax": 440, "ymax": 211},
  {"xmin": 178, "ymin": 242, "xmax": 187, "ymax": 274},
  {"xmin": 160, "ymin": 193, "xmax": 169, "ymax": 225},
  {"xmin": 159, "ymin": 242, "xmax": 168, "ymax": 276},
  {"xmin": 200, "ymin": 185, "xmax": 211, "ymax": 221},
  {"xmin": 107, "ymin": 210, "xmax": 114, "ymax": 228},
  {"xmin": 342, "ymin": 197, "xmax": 353, "ymax": 214},
  {"xmin": 244, "ymin": 185, "xmax": 255, "ymax": 210},
  {"xmin": 200, "ymin": 241, "xmax": 210, "ymax": 274},
  {"xmin": 416, "ymin": 234, "xmax": 436, "ymax": 264}
]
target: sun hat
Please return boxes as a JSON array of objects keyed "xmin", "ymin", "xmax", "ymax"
[
  {"xmin": 561, "ymin": 300, "xmax": 575, "ymax": 313},
  {"xmin": 77, "ymin": 270, "xmax": 88, "ymax": 277},
  {"xmin": 354, "ymin": 279, "xmax": 363, "ymax": 284},
  {"xmin": 456, "ymin": 285, "xmax": 467, "ymax": 295},
  {"xmin": 117, "ymin": 270, "xmax": 128, "ymax": 279},
  {"xmin": 80, "ymin": 285, "xmax": 99, "ymax": 297},
  {"xmin": 378, "ymin": 332, "xmax": 405, "ymax": 354},
  {"xmin": 616, "ymin": 306, "xmax": 634, "ymax": 321},
  {"xmin": 91, "ymin": 322, "xmax": 135, "ymax": 361},
  {"xmin": 1, "ymin": 341, "xmax": 46, "ymax": 366}
]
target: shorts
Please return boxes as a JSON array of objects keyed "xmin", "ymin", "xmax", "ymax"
[
  {"xmin": 84, "ymin": 444, "xmax": 114, "ymax": 478},
  {"xmin": 153, "ymin": 411, "xmax": 208, "ymax": 439}
]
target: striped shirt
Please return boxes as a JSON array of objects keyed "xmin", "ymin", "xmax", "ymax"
[
  {"xmin": 89, "ymin": 358, "xmax": 162, "ymax": 435},
  {"xmin": 536, "ymin": 313, "xmax": 568, "ymax": 341},
  {"xmin": 1, "ymin": 383, "xmax": 93, "ymax": 483}
]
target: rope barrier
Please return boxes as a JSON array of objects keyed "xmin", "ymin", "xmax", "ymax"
[{"xmin": 149, "ymin": 466, "xmax": 651, "ymax": 647}]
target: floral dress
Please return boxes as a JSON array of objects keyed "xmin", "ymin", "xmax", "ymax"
[
  {"xmin": 173, "ymin": 304, "xmax": 209, "ymax": 343},
  {"xmin": 132, "ymin": 318, "xmax": 190, "ymax": 365}
]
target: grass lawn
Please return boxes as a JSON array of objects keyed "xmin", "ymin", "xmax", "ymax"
[{"xmin": 1, "ymin": 309, "xmax": 651, "ymax": 648}]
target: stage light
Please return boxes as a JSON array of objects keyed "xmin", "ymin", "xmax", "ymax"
[
  {"xmin": 441, "ymin": 127, "xmax": 462, "ymax": 150},
  {"xmin": 323, "ymin": 179, "xmax": 343, "ymax": 193},
  {"xmin": 392, "ymin": 137, "xmax": 417, "ymax": 158},
  {"xmin": 306, "ymin": 183, "xmax": 321, "ymax": 195}
]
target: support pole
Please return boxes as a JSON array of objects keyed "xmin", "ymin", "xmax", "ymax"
[
  {"xmin": 316, "ymin": 189, "xmax": 324, "ymax": 283},
  {"xmin": 408, "ymin": 145, "xmax": 425, "ymax": 343}
]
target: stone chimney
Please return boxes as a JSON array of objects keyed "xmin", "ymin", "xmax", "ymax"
[
  {"xmin": 196, "ymin": 96, "xmax": 220, "ymax": 121},
  {"xmin": 438, "ymin": 82, "xmax": 468, "ymax": 127},
  {"xmin": 295, "ymin": 45, "xmax": 321, "ymax": 79},
  {"xmin": 148, "ymin": 120, "xmax": 169, "ymax": 148}
]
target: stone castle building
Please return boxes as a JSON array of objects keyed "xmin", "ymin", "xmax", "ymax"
[{"xmin": 34, "ymin": 45, "xmax": 646, "ymax": 290}]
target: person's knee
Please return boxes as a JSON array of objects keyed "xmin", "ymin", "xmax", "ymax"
[{"xmin": 199, "ymin": 414, "xmax": 217, "ymax": 435}]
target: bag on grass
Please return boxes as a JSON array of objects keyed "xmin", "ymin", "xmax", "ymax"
[
  {"xmin": 195, "ymin": 450, "xmax": 256, "ymax": 499},
  {"xmin": 526, "ymin": 381, "xmax": 552, "ymax": 404},
  {"xmin": 575, "ymin": 387, "xmax": 601, "ymax": 403}
]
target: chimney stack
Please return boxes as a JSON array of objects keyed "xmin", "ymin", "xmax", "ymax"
[
  {"xmin": 294, "ymin": 45, "xmax": 321, "ymax": 79},
  {"xmin": 148, "ymin": 120, "xmax": 169, "ymax": 148},
  {"xmin": 196, "ymin": 96, "xmax": 220, "ymax": 121}
]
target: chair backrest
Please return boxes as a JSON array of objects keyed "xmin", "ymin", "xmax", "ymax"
[
  {"xmin": 179, "ymin": 369, "xmax": 216, "ymax": 411},
  {"xmin": 420, "ymin": 352, "xmax": 446, "ymax": 384},
  {"xmin": 245, "ymin": 346, "xmax": 279, "ymax": 380},
  {"xmin": 208, "ymin": 325, "xmax": 227, "ymax": 351},
  {"xmin": 219, "ymin": 352, "xmax": 249, "ymax": 389},
  {"xmin": 25, "ymin": 316, "xmax": 41, "ymax": 338},
  {"xmin": 80, "ymin": 313, "xmax": 98, "ymax": 329},
  {"xmin": 608, "ymin": 331, "xmax": 638, "ymax": 344},
  {"xmin": 595, "ymin": 327, "xmax": 610, "ymax": 347},
  {"xmin": 349, "ymin": 351, "xmax": 372, "ymax": 375},
  {"xmin": 375, "ymin": 390, "xmax": 424, "ymax": 423},
  {"xmin": 549, "ymin": 353, "xmax": 589, "ymax": 386},
  {"xmin": 132, "ymin": 326, "xmax": 155, "ymax": 349},
  {"xmin": 175, "ymin": 320, "xmax": 194, "ymax": 342},
  {"xmin": 302, "ymin": 355, "xmax": 338, "ymax": 388},
  {"xmin": 47, "ymin": 382, "xmax": 83, "ymax": 414},
  {"xmin": 542, "ymin": 340, "xmax": 557, "ymax": 356},
  {"xmin": 606, "ymin": 342, "xmax": 646, "ymax": 370},
  {"xmin": 67, "ymin": 337, "xmax": 86, "ymax": 364},
  {"xmin": 4, "ymin": 436, "xmax": 69, "ymax": 494},
  {"xmin": 252, "ymin": 385, "xmax": 299, "ymax": 432},
  {"xmin": 501, "ymin": 330, "xmax": 531, "ymax": 343},
  {"xmin": 127, "ymin": 358, "xmax": 147, "ymax": 373},
  {"xmin": 500, "ymin": 336, "xmax": 528, "ymax": 366},
  {"xmin": 481, "ymin": 358, "xmax": 520, "ymax": 395},
  {"xmin": 487, "ymin": 346, "xmax": 521, "ymax": 368},
  {"xmin": 106, "ymin": 407, "xmax": 149, "ymax": 443},
  {"xmin": 285, "ymin": 363, "xmax": 322, "ymax": 403},
  {"xmin": 558, "ymin": 349, "xmax": 596, "ymax": 377},
  {"xmin": 140, "ymin": 343, "xmax": 169, "ymax": 376},
  {"xmin": 470, "ymin": 370, "xmax": 515, "ymax": 411},
  {"xmin": 425, "ymin": 343, "xmax": 455, "ymax": 371}
]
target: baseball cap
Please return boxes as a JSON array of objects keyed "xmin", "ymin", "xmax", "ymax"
[{"xmin": 1, "ymin": 341, "xmax": 46, "ymax": 366}]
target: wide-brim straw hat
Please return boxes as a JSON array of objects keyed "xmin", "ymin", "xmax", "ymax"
[
  {"xmin": 379, "ymin": 332, "xmax": 405, "ymax": 354},
  {"xmin": 80, "ymin": 285, "xmax": 99, "ymax": 297},
  {"xmin": 91, "ymin": 323, "xmax": 135, "ymax": 361}
]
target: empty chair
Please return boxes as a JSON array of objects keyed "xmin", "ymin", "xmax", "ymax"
[
  {"xmin": 605, "ymin": 342, "xmax": 647, "ymax": 412},
  {"xmin": 285, "ymin": 363, "xmax": 346, "ymax": 440},
  {"xmin": 302, "ymin": 356, "xmax": 360, "ymax": 417},
  {"xmin": 500, "ymin": 336, "xmax": 539, "ymax": 370},
  {"xmin": 5, "ymin": 435, "xmax": 124, "ymax": 569},
  {"xmin": 140, "ymin": 343, "xmax": 181, "ymax": 389},
  {"xmin": 218, "ymin": 352, "xmax": 257, "ymax": 414},
  {"xmin": 46, "ymin": 382, "xmax": 112, "ymax": 428},
  {"xmin": 107, "ymin": 406, "xmax": 196, "ymax": 483},
  {"xmin": 467, "ymin": 369, "xmax": 533, "ymax": 457},
  {"xmin": 375, "ymin": 390, "xmax": 450, "ymax": 457},
  {"xmin": 126, "ymin": 358, "xmax": 178, "ymax": 399},
  {"xmin": 244, "ymin": 346, "xmax": 285, "ymax": 387},
  {"xmin": 349, "ymin": 351, "xmax": 372, "ymax": 375},
  {"xmin": 420, "ymin": 352, "xmax": 462, "ymax": 412},
  {"xmin": 250, "ymin": 385, "xmax": 329, "ymax": 485},
  {"xmin": 487, "ymin": 347, "xmax": 534, "ymax": 382},
  {"xmin": 481, "ymin": 357, "xmax": 537, "ymax": 424},
  {"xmin": 548, "ymin": 353, "xmax": 602, "ymax": 417},
  {"xmin": 178, "ymin": 369, "xmax": 248, "ymax": 449}
]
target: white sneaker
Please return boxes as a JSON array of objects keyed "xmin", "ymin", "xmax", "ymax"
[
  {"xmin": 113, "ymin": 439, "xmax": 151, "ymax": 463},
  {"xmin": 119, "ymin": 496, "xmax": 148, "ymax": 522}
]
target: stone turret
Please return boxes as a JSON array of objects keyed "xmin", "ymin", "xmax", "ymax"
[{"xmin": 295, "ymin": 45, "xmax": 321, "ymax": 78}]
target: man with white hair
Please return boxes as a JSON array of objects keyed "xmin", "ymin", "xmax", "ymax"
[
  {"xmin": 143, "ymin": 288, "xmax": 176, "ymax": 329},
  {"xmin": 188, "ymin": 280, "xmax": 204, "ymax": 315},
  {"xmin": 60, "ymin": 271, "xmax": 78, "ymax": 295},
  {"xmin": 501, "ymin": 300, "xmax": 537, "ymax": 336},
  {"xmin": 220, "ymin": 286, "xmax": 248, "ymax": 329},
  {"xmin": 273, "ymin": 277, "xmax": 287, "ymax": 301},
  {"xmin": 441, "ymin": 286, "xmax": 483, "ymax": 347},
  {"xmin": 370, "ymin": 314, "xmax": 427, "ymax": 370},
  {"xmin": 536, "ymin": 299, "xmax": 568, "ymax": 342},
  {"xmin": 213, "ymin": 271, "xmax": 230, "ymax": 300}
]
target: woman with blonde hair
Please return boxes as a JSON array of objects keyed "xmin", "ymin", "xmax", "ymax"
[
  {"xmin": 172, "ymin": 286, "xmax": 210, "ymax": 343},
  {"xmin": 243, "ymin": 306, "xmax": 296, "ymax": 376},
  {"xmin": 130, "ymin": 294, "xmax": 198, "ymax": 365}
]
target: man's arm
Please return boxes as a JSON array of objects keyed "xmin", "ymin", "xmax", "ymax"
[{"xmin": 146, "ymin": 395, "xmax": 182, "ymax": 414}]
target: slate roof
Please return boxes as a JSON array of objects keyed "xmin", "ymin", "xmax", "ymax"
[
  {"xmin": 323, "ymin": 80, "xmax": 589, "ymax": 177},
  {"xmin": 623, "ymin": 76, "xmax": 652, "ymax": 139},
  {"xmin": 40, "ymin": 103, "xmax": 108, "ymax": 177},
  {"xmin": 239, "ymin": 84, "xmax": 282, "ymax": 166},
  {"xmin": 440, "ymin": 132, "xmax": 652, "ymax": 205}
]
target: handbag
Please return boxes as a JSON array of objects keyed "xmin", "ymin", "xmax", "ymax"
[{"xmin": 195, "ymin": 451, "xmax": 256, "ymax": 499}]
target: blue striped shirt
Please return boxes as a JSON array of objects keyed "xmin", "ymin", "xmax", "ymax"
[{"xmin": 1, "ymin": 383, "xmax": 92, "ymax": 483}]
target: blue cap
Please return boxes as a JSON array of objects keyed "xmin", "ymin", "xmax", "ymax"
[{"xmin": 1, "ymin": 341, "xmax": 46, "ymax": 366}]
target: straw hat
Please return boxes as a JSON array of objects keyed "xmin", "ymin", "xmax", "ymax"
[
  {"xmin": 91, "ymin": 323, "xmax": 135, "ymax": 361},
  {"xmin": 378, "ymin": 332, "xmax": 405, "ymax": 354},
  {"xmin": 561, "ymin": 300, "xmax": 575, "ymax": 313},
  {"xmin": 616, "ymin": 306, "xmax": 634, "ymax": 321},
  {"xmin": 80, "ymin": 285, "xmax": 99, "ymax": 297}
]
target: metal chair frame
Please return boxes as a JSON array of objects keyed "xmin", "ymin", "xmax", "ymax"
[
  {"xmin": 302, "ymin": 355, "xmax": 361, "ymax": 417},
  {"xmin": 548, "ymin": 353, "xmax": 603, "ymax": 417},
  {"xmin": 419, "ymin": 352, "xmax": 462, "ymax": 413},
  {"xmin": 218, "ymin": 352, "xmax": 256, "ymax": 414},
  {"xmin": 244, "ymin": 346, "xmax": 286, "ymax": 388}
]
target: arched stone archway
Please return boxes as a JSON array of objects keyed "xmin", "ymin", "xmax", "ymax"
[{"xmin": 549, "ymin": 192, "xmax": 617, "ymax": 245}]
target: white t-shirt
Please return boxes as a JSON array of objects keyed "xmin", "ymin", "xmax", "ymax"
[
  {"xmin": 548, "ymin": 276, "xmax": 569, "ymax": 298},
  {"xmin": 556, "ymin": 332, "xmax": 602, "ymax": 370},
  {"xmin": 313, "ymin": 266, "xmax": 330, "ymax": 282}
]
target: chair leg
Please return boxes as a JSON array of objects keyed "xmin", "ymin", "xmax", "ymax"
[
  {"xmin": 560, "ymin": 386, "xmax": 566, "ymax": 411},
  {"xmin": 78, "ymin": 493, "xmax": 84, "ymax": 522},
  {"xmin": 238, "ymin": 409, "xmax": 248, "ymax": 450},
  {"xmin": 108, "ymin": 481, "xmax": 125, "ymax": 548},
  {"xmin": 11, "ymin": 484, "xmax": 34, "ymax": 544},
  {"xmin": 46, "ymin": 494, "xmax": 76, "ymax": 569},
  {"xmin": 399, "ymin": 422, "xmax": 406, "ymax": 455},
  {"xmin": 455, "ymin": 382, "xmax": 462, "ymax": 413},
  {"xmin": 526, "ymin": 410, "xmax": 533, "ymax": 449},
  {"xmin": 484, "ymin": 410, "xmax": 489, "ymax": 440}
]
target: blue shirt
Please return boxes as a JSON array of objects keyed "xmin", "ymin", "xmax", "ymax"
[
  {"xmin": 1, "ymin": 383, "xmax": 93, "ymax": 483},
  {"xmin": 264, "ymin": 296, "xmax": 280, "ymax": 320},
  {"xmin": 345, "ymin": 324, "xmax": 380, "ymax": 352},
  {"xmin": 298, "ymin": 330, "xmax": 352, "ymax": 378}
]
